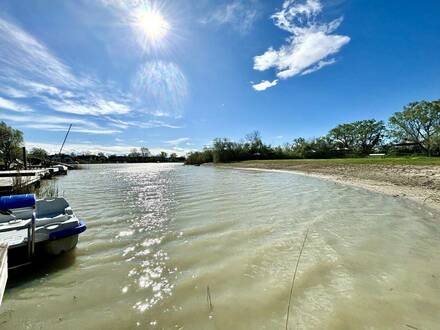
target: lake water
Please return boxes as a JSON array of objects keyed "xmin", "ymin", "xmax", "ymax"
[{"xmin": 1, "ymin": 163, "xmax": 440, "ymax": 329}]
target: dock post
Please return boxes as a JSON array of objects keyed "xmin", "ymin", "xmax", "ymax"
[{"xmin": 22, "ymin": 147, "xmax": 27, "ymax": 170}]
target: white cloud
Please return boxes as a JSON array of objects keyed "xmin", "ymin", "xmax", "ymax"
[
  {"xmin": 0, "ymin": 113, "xmax": 120, "ymax": 135},
  {"xmin": 44, "ymin": 98, "xmax": 131, "ymax": 116},
  {"xmin": 106, "ymin": 117, "xmax": 181, "ymax": 130},
  {"xmin": 165, "ymin": 137, "xmax": 190, "ymax": 146},
  {"xmin": 0, "ymin": 15, "xmax": 132, "ymax": 119},
  {"xmin": 0, "ymin": 16, "xmax": 78, "ymax": 87},
  {"xmin": 0, "ymin": 96, "xmax": 32, "ymax": 112},
  {"xmin": 300, "ymin": 58, "xmax": 336, "ymax": 75},
  {"xmin": 252, "ymin": 79, "xmax": 278, "ymax": 91},
  {"xmin": 201, "ymin": 0, "xmax": 260, "ymax": 34},
  {"xmin": 0, "ymin": 13, "xmax": 185, "ymax": 136},
  {"xmin": 252, "ymin": 0, "xmax": 350, "ymax": 90}
]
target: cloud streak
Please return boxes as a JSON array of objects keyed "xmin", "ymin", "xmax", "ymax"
[
  {"xmin": 252, "ymin": 0, "xmax": 350, "ymax": 91},
  {"xmin": 0, "ymin": 14, "xmax": 183, "ymax": 137},
  {"xmin": 0, "ymin": 15, "xmax": 132, "ymax": 118},
  {"xmin": 0, "ymin": 96, "xmax": 32, "ymax": 112},
  {"xmin": 0, "ymin": 112, "xmax": 120, "ymax": 135},
  {"xmin": 201, "ymin": 0, "xmax": 260, "ymax": 34}
]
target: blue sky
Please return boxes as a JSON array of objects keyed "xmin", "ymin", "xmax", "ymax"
[{"xmin": 0, "ymin": 0, "xmax": 439, "ymax": 155}]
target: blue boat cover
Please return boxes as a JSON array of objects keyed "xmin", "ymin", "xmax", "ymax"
[{"xmin": 0, "ymin": 194, "xmax": 36, "ymax": 210}]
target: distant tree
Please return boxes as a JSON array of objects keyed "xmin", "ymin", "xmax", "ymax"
[
  {"xmin": 245, "ymin": 131, "xmax": 264, "ymax": 153},
  {"xmin": 328, "ymin": 123, "xmax": 356, "ymax": 150},
  {"xmin": 185, "ymin": 148, "xmax": 213, "ymax": 165},
  {"xmin": 159, "ymin": 151, "xmax": 168, "ymax": 160},
  {"xmin": 28, "ymin": 147, "xmax": 48, "ymax": 160},
  {"xmin": 289, "ymin": 137, "xmax": 336, "ymax": 158},
  {"xmin": 97, "ymin": 152, "xmax": 107, "ymax": 159},
  {"xmin": 328, "ymin": 119, "xmax": 385, "ymax": 155},
  {"xmin": 140, "ymin": 147, "xmax": 151, "ymax": 158},
  {"xmin": 128, "ymin": 148, "xmax": 140, "ymax": 157},
  {"xmin": 0, "ymin": 121, "xmax": 23, "ymax": 169},
  {"xmin": 389, "ymin": 100, "xmax": 440, "ymax": 156},
  {"xmin": 353, "ymin": 119, "xmax": 385, "ymax": 155},
  {"xmin": 212, "ymin": 138, "xmax": 242, "ymax": 162},
  {"xmin": 169, "ymin": 152, "xmax": 178, "ymax": 160}
]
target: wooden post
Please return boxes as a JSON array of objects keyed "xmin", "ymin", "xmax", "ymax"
[{"xmin": 22, "ymin": 147, "xmax": 27, "ymax": 170}]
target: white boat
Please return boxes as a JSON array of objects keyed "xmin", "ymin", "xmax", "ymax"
[{"xmin": 0, "ymin": 194, "xmax": 86, "ymax": 266}]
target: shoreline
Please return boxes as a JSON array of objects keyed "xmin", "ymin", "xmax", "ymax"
[{"xmin": 213, "ymin": 163, "xmax": 440, "ymax": 212}]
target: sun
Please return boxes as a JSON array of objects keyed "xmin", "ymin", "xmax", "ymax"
[{"xmin": 136, "ymin": 9, "xmax": 170, "ymax": 42}]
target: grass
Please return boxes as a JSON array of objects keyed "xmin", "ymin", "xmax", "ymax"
[{"xmin": 233, "ymin": 156, "xmax": 440, "ymax": 167}]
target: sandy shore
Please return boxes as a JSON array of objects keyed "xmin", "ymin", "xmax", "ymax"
[{"xmin": 216, "ymin": 162, "xmax": 440, "ymax": 212}]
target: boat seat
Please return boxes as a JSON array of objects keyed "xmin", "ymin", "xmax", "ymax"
[
  {"xmin": 0, "ymin": 208, "xmax": 33, "ymax": 223},
  {"xmin": 37, "ymin": 214, "xmax": 71, "ymax": 226},
  {"xmin": 36, "ymin": 198, "xmax": 70, "ymax": 219}
]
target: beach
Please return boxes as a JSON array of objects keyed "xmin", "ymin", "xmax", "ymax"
[{"xmin": 216, "ymin": 160, "xmax": 440, "ymax": 212}]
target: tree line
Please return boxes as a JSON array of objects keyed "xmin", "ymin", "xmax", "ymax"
[
  {"xmin": 186, "ymin": 99, "xmax": 440, "ymax": 165},
  {"xmin": 0, "ymin": 122, "xmax": 184, "ymax": 169}
]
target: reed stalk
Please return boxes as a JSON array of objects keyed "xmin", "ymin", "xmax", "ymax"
[
  {"xmin": 285, "ymin": 228, "xmax": 309, "ymax": 330},
  {"xmin": 206, "ymin": 285, "xmax": 213, "ymax": 314}
]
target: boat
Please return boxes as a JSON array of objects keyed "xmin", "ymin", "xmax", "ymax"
[{"xmin": 0, "ymin": 194, "xmax": 86, "ymax": 267}]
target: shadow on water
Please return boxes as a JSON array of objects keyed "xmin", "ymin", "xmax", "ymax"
[{"xmin": 6, "ymin": 250, "xmax": 77, "ymax": 289}]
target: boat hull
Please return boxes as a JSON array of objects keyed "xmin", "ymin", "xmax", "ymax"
[{"xmin": 43, "ymin": 235, "xmax": 78, "ymax": 255}]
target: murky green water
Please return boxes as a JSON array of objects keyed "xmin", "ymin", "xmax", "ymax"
[{"xmin": 1, "ymin": 163, "xmax": 440, "ymax": 329}]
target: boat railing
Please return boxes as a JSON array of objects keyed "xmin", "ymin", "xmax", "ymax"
[{"xmin": 0, "ymin": 212, "xmax": 36, "ymax": 269}]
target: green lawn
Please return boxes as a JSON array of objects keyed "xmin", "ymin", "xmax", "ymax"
[{"xmin": 235, "ymin": 157, "xmax": 440, "ymax": 166}]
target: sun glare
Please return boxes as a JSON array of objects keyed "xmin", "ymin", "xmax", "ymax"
[{"xmin": 136, "ymin": 9, "xmax": 170, "ymax": 42}]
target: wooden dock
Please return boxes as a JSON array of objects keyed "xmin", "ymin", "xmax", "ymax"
[{"xmin": 0, "ymin": 167, "xmax": 67, "ymax": 196}]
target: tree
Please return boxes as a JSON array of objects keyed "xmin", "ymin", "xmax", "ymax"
[
  {"xmin": 353, "ymin": 119, "xmax": 385, "ymax": 155},
  {"xmin": 29, "ymin": 147, "xmax": 48, "ymax": 160},
  {"xmin": 389, "ymin": 100, "xmax": 440, "ymax": 156},
  {"xmin": 0, "ymin": 121, "xmax": 23, "ymax": 169},
  {"xmin": 159, "ymin": 151, "xmax": 168, "ymax": 160},
  {"xmin": 245, "ymin": 131, "xmax": 264, "ymax": 153},
  {"xmin": 169, "ymin": 152, "xmax": 178, "ymax": 160},
  {"xmin": 328, "ymin": 123, "xmax": 356, "ymax": 150},
  {"xmin": 128, "ymin": 148, "xmax": 140, "ymax": 157},
  {"xmin": 328, "ymin": 119, "xmax": 385, "ymax": 155},
  {"xmin": 140, "ymin": 147, "xmax": 151, "ymax": 158}
]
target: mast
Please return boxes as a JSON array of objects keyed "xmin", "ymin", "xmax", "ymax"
[{"xmin": 59, "ymin": 124, "xmax": 72, "ymax": 155}]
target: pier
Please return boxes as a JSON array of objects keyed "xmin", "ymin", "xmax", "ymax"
[{"xmin": 0, "ymin": 167, "xmax": 68, "ymax": 196}]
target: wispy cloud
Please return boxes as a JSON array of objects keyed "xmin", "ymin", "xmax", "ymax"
[
  {"xmin": 201, "ymin": 0, "xmax": 261, "ymax": 34},
  {"xmin": 0, "ymin": 113, "xmax": 120, "ymax": 135},
  {"xmin": 0, "ymin": 13, "xmax": 184, "ymax": 136},
  {"xmin": 165, "ymin": 137, "xmax": 190, "ymax": 146},
  {"xmin": 0, "ymin": 96, "xmax": 32, "ymax": 112},
  {"xmin": 252, "ymin": 0, "xmax": 350, "ymax": 91},
  {"xmin": 0, "ymin": 15, "xmax": 131, "ymax": 118},
  {"xmin": 0, "ymin": 16, "xmax": 78, "ymax": 87}
]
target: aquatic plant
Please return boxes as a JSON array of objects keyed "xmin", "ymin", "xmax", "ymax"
[{"xmin": 36, "ymin": 181, "xmax": 59, "ymax": 199}]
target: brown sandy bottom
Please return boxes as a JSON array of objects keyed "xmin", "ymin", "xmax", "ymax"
[{"xmin": 216, "ymin": 163, "xmax": 440, "ymax": 212}]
